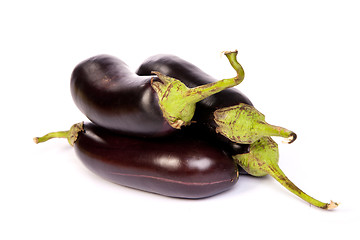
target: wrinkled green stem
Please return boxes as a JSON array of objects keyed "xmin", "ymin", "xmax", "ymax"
[
  {"xmin": 184, "ymin": 50, "xmax": 245, "ymax": 103},
  {"xmin": 33, "ymin": 122, "xmax": 84, "ymax": 146},
  {"xmin": 224, "ymin": 50, "xmax": 244, "ymax": 81},
  {"xmin": 266, "ymin": 164, "xmax": 338, "ymax": 209},
  {"xmin": 214, "ymin": 103, "xmax": 297, "ymax": 144},
  {"xmin": 258, "ymin": 123, "xmax": 297, "ymax": 144},
  {"xmin": 34, "ymin": 131, "xmax": 69, "ymax": 143},
  {"xmin": 151, "ymin": 50, "xmax": 245, "ymax": 129},
  {"xmin": 233, "ymin": 137, "xmax": 338, "ymax": 210}
]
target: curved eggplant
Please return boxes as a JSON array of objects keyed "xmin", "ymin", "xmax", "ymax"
[
  {"xmin": 71, "ymin": 55, "xmax": 169, "ymax": 137},
  {"xmin": 34, "ymin": 122, "xmax": 239, "ymax": 199},
  {"xmin": 136, "ymin": 52, "xmax": 296, "ymax": 144},
  {"xmin": 70, "ymin": 53, "xmax": 243, "ymax": 137}
]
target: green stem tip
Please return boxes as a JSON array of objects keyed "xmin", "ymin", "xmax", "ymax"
[
  {"xmin": 233, "ymin": 137, "xmax": 338, "ymax": 210},
  {"xmin": 214, "ymin": 103, "xmax": 297, "ymax": 144},
  {"xmin": 33, "ymin": 122, "xmax": 84, "ymax": 146},
  {"xmin": 151, "ymin": 50, "xmax": 245, "ymax": 129}
]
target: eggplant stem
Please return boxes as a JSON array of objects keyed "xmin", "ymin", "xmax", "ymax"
[
  {"xmin": 260, "ymin": 123, "xmax": 297, "ymax": 144},
  {"xmin": 151, "ymin": 50, "xmax": 245, "ymax": 129},
  {"xmin": 225, "ymin": 50, "xmax": 244, "ymax": 81},
  {"xmin": 214, "ymin": 103, "xmax": 297, "ymax": 144},
  {"xmin": 33, "ymin": 131, "xmax": 69, "ymax": 143},
  {"xmin": 185, "ymin": 50, "xmax": 244, "ymax": 103},
  {"xmin": 233, "ymin": 137, "xmax": 338, "ymax": 210},
  {"xmin": 33, "ymin": 122, "xmax": 84, "ymax": 146},
  {"xmin": 266, "ymin": 164, "xmax": 338, "ymax": 210}
]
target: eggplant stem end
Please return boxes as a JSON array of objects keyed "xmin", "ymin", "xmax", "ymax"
[
  {"xmin": 282, "ymin": 132, "xmax": 297, "ymax": 144},
  {"xmin": 223, "ymin": 49, "xmax": 238, "ymax": 55},
  {"xmin": 326, "ymin": 201, "xmax": 339, "ymax": 210}
]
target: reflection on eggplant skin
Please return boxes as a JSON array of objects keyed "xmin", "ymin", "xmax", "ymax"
[
  {"xmin": 84, "ymin": 129, "xmax": 106, "ymax": 145},
  {"xmin": 188, "ymin": 157, "xmax": 212, "ymax": 171},
  {"xmin": 154, "ymin": 155, "xmax": 213, "ymax": 172},
  {"xmin": 140, "ymin": 85, "xmax": 152, "ymax": 113},
  {"xmin": 155, "ymin": 156, "xmax": 181, "ymax": 170}
]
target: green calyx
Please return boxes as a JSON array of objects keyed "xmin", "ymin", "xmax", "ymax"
[
  {"xmin": 234, "ymin": 136, "xmax": 279, "ymax": 177},
  {"xmin": 214, "ymin": 103, "xmax": 297, "ymax": 144},
  {"xmin": 233, "ymin": 137, "xmax": 338, "ymax": 210},
  {"xmin": 151, "ymin": 50, "xmax": 245, "ymax": 129},
  {"xmin": 33, "ymin": 122, "xmax": 84, "ymax": 146}
]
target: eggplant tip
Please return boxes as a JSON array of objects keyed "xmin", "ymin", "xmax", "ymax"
[
  {"xmin": 33, "ymin": 137, "xmax": 39, "ymax": 144},
  {"xmin": 326, "ymin": 200, "xmax": 339, "ymax": 210},
  {"xmin": 282, "ymin": 132, "xmax": 297, "ymax": 144},
  {"xmin": 224, "ymin": 49, "xmax": 238, "ymax": 54}
]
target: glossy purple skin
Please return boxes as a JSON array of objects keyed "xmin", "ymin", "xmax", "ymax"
[
  {"xmin": 136, "ymin": 54, "xmax": 253, "ymax": 155},
  {"xmin": 74, "ymin": 123, "xmax": 239, "ymax": 199},
  {"xmin": 70, "ymin": 55, "xmax": 174, "ymax": 137}
]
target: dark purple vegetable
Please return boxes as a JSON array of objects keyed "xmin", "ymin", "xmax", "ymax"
[
  {"xmin": 136, "ymin": 52, "xmax": 296, "ymax": 144},
  {"xmin": 34, "ymin": 122, "xmax": 239, "ymax": 199},
  {"xmin": 70, "ymin": 53, "xmax": 243, "ymax": 137}
]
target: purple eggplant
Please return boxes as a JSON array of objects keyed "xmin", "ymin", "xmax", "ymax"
[
  {"xmin": 34, "ymin": 122, "xmax": 239, "ymax": 199},
  {"xmin": 70, "ymin": 52, "xmax": 244, "ymax": 137}
]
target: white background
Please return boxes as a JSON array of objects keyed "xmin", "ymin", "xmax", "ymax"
[{"xmin": 1, "ymin": 0, "xmax": 359, "ymax": 239}]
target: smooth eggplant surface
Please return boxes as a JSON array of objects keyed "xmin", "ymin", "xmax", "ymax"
[
  {"xmin": 70, "ymin": 55, "xmax": 174, "ymax": 137},
  {"xmin": 74, "ymin": 123, "xmax": 239, "ymax": 199},
  {"xmin": 136, "ymin": 54, "xmax": 253, "ymax": 152}
]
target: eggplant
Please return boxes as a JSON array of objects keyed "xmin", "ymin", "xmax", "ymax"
[
  {"xmin": 136, "ymin": 51, "xmax": 297, "ymax": 144},
  {"xmin": 34, "ymin": 122, "xmax": 239, "ymax": 199},
  {"xmin": 136, "ymin": 53, "xmax": 338, "ymax": 209},
  {"xmin": 70, "ymin": 52, "xmax": 244, "ymax": 137},
  {"xmin": 33, "ymin": 123, "xmax": 338, "ymax": 208}
]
